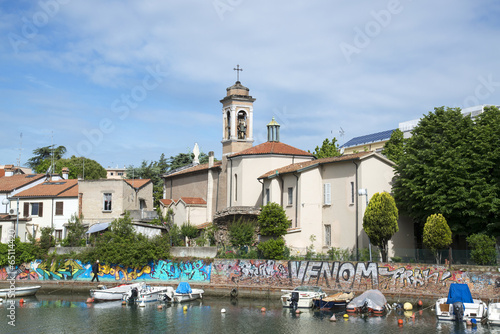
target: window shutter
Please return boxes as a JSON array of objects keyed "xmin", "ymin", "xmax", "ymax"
[
  {"xmin": 324, "ymin": 183, "xmax": 331, "ymax": 205},
  {"xmin": 23, "ymin": 202, "xmax": 29, "ymax": 217},
  {"xmin": 55, "ymin": 202, "xmax": 63, "ymax": 215},
  {"xmin": 39, "ymin": 202, "xmax": 43, "ymax": 217}
]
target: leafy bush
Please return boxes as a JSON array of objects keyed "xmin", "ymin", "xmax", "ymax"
[
  {"xmin": 423, "ymin": 213, "xmax": 452, "ymax": 264},
  {"xmin": 257, "ymin": 237, "xmax": 286, "ymax": 260},
  {"xmin": 391, "ymin": 256, "xmax": 402, "ymax": 263},
  {"xmin": 39, "ymin": 227, "xmax": 55, "ymax": 250},
  {"xmin": 63, "ymin": 214, "xmax": 87, "ymax": 247},
  {"xmin": 228, "ymin": 218, "xmax": 256, "ymax": 247},
  {"xmin": 180, "ymin": 222, "xmax": 198, "ymax": 239},
  {"xmin": 258, "ymin": 202, "xmax": 290, "ymax": 237},
  {"xmin": 467, "ymin": 233, "xmax": 497, "ymax": 265},
  {"xmin": 327, "ymin": 247, "xmax": 352, "ymax": 261}
]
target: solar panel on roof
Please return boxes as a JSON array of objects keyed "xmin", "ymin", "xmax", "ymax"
[{"xmin": 343, "ymin": 129, "xmax": 396, "ymax": 148}]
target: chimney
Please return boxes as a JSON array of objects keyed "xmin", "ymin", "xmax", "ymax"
[
  {"xmin": 62, "ymin": 167, "xmax": 69, "ymax": 180},
  {"xmin": 4, "ymin": 165, "xmax": 14, "ymax": 177},
  {"xmin": 208, "ymin": 151, "xmax": 214, "ymax": 168}
]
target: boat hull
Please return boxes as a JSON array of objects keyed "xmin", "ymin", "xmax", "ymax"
[
  {"xmin": 90, "ymin": 283, "xmax": 144, "ymax": 301},
  {"xmin": 159, "ymin": 287, "xmax": 204, "ymax": 303},
  {"xmin": 281, "ymin": 287, "xmax": 327, "ymax": 309},
  {"xmin": 435, "ymin": 297, "xmax": 486, "ymax": 322},
  {"xmin": 488, "ymin": 302, "xmax": 500, "ymax": 325},
  {"xmin": 0, "ymin": 285, "xmax": 41, "ymax": 298},
  {"xmin": 126, "ymin": 286, "xmax": 171, "ymax": 303}
]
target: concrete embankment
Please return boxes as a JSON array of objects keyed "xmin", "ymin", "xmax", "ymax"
[{"xmin": 0, "ymin": 280, "xmax": 439, "ymax": 306}]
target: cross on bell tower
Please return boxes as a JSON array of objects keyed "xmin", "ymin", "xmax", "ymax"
[{"xmin": 233, "ymin": 64, "xmax": 243, "ymax": 82}]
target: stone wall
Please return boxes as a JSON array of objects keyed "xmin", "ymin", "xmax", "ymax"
[{"xmin": 2, "ymin": 259, "xmax": 500, "ymax": 299}]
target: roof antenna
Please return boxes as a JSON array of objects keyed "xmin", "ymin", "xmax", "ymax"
[
  {"xmin": 17, "ymin": 132, "xmax": 23, "ymax": 169},
  {"xmin": 339, "ymin": 127, "xmax": 345, "ymax": 155}
]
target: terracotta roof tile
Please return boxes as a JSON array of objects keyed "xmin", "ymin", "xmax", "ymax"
[
  {"xmin": 15, "ymin": 179, "xmax": 78, "ymax": 198},
  {"xmin": 0, "ymin": 174, "xmax": 46, "ymax": 192},
  {"xmin": 58, "ymin": 184, "xmax": 79, "ymax": 197},
  {"xmin": 258, "ymin": 152, "xmax": 371, "ymax": 179},
  {"xmin": 229, "ymin": 141, "xmax": 313, "ymax": 158},
  {"xmin": 179, "ymin": 197, "xmax": 207, "ymax": 205},
  {"xmin": 124, "ymin": 179, "xmax": 152, "ymax": 189},
  {"xmin": 160, "ymin": 199, "xmax": 174, "ymax": 206},
  {"xmin": 165, "ymin": 161, "xmax": 222, "ymax": 178}
]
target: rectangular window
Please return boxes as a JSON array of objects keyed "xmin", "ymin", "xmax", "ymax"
[
  {"xmin": 265, "ymin": 188, "xmax": 270, "ymax": 204},
  {"xmin": 117, "ymin": 172, "xmax": 123, "ymax": 176},
  {"xmin": 234, "ymin": 174, "xmax": 238, "ymax": 202},
  {"xmin": 323, "ymin": 183, "xmax": 331, "ymax": 205},
  {"xmin": 55, "ymin": 229, "xmax": 62, "ymax": 240},
  {"xmin": 55, "ymin": 201, "xmax": 64, "ymax": 216},
  {"xmin": 31, "ymin": 202, "xmax": 43, "ymax": 217},
  {"xmin": 350, "ymin": 182, "xmax": 355, "ymax": 204},
  {"xmin": 325, "ymin": 225, "xmax": 331, "ymax": 247},
  {"xmin": 103, "ymin": 193, "xmax": 112, "ymax": 211},
  {"xmin": 288, "ymin": 187, "xmax": 293, "ymax": 205}
]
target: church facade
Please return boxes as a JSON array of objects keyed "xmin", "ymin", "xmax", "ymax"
[{"xmin": 162, "ymin": 80, "xmax": 414, "ymax": 257}]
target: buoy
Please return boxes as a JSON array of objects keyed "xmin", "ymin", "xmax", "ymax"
[
  {"xmin": 404, "ymin": 311, "xmax": 413, "ymax": 318},
  {"xmin": 183, "ymin": 305, "xmax": 188, "ymax": 311},
  {"xmin": 398, "ymin": 319, "xmax": 404, "ymax": 326},
  {"xmin": 157, "ymin": 304, "xmax": 163, "ymax": 309},
  {"xmin": 329, "ymin": 315, "xmax": 336, "ymax": 322},
  {"xmin": 417, "ymin": 300, "xmax": 423, "ymax": 307},
  {"xmin": 466, "ymin": 320, "xmax": 472, "ymax": 326},
  {"xmin": 261, "ymin": 307, "xmax": 266, "ymax": 312},
  {"xmin": 295, "ymin": 309, "xmax": 301, "ymax": 314},
  {"xmin": 19, "ymin": 298, "xmax": 24, "ymax": 304},
  {"xmin": 403, "ymin": 302, "xmax": 413, "ymax": 310},
  {"xmin": 343, "ymin": 314, "xmax": 349, "ymax": 319},
  {"xmin": 86, "ymin": 298, "xmax": 94, "ymax": 303},
  {"xmin": 221, "ymin": 308, "xmax": 226, "ymax": 313}
]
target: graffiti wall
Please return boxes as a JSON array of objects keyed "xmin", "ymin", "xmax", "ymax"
[
  {"xmin": 210, "ymin": 260, "xmax": 500, "ymax": 298},
  {"xmin": 0, "ymin": 259, "xmax": 212, "ymax": 282}
]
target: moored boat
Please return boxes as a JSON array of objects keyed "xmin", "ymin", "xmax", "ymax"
[
  {"xmin": 487, "ymin": 301, "xmax": 500, "ymax": 325},
  {"xmin": 281, "ymin": 286, "xmax": 327, "ymax": 309},
  {"xmin": 123, "ymin": 284, "xmax": 171, "ymax": 303},
  {"xmin": 90, "ymin": 282, "xmax": 145, "ymax": 301},
  {"xmin": 435, "ymin": 283, "xmax": 486, "ymax": 322},
  {"xmin": 313, "ymin": 291, "xmax": 354, "ymax": 309},
  {"xmin": 0, "ymin": 285, "xmax": 41, "ymax": 298},
  {"xmin": 346, "ymin": 289, "xmax": 387, "ymax": 315},
  {"xmin": 159, "ymin": 282, "xmax": 204, "ymax": 303}
]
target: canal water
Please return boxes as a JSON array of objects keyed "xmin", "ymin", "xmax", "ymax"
[{"xmin": 1, "ymin": 293, "xmax": 500, "ymax": 334}]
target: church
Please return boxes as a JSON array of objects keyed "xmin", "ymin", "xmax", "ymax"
[{"xmin": 162, "ymin": 79, "xmax": 414, "ymax": 257}]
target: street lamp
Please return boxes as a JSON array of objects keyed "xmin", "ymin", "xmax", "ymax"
[
  {"xmin": 2, "ymin": 198, "xmax": 9, "ymax": 214},
  {"xmin": 358, "ymin": 188, "xmax": 372, "ymax": 262}
]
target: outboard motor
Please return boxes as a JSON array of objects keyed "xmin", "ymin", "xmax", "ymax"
[
  {"xmin": 290, "ymin": 292, "xmax": 299, "ymax": 310},
  {"xmin": 127, "ymin": 287, "xmax": 139, "ymax": 303},
  {"xmin": 453, "ymin": 302, "xmax": 464, "ymax": 322},
  {"xmin": 162, "ymin": 292, "xmax": 172, "ymax": 302},
  {"xmin": 360, "ymin": 300, "xmax": 369, "ymax": 314}
]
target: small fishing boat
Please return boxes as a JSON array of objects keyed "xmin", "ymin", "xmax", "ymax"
[
  {"xmin": 0, "ymin": 285, "xmax": 41, "ymax": 298},
  {"xmin": 159, "ymin": 282, "xmax": 204, "ymax": 303},
  {"xmin": 487, "ymin": 301, "xmax": 500, "ymax": 325},
  {"xmin": 123, "ymin": 284, "xmax": 171, "ymax": 303},
  {"xmin": 90, "ymin": 282, "xmax": 145, "ymax": 301},
  {"xmin": 313, "ymin": 291, "xmax": 354, "ymax": 309},
  {"xmin": 281, "ymin": 286, "xmax": 327, "ymax": 309},
  {"xmin": 346, "ymin": 289, "xmax": 387, "ymax": 315},
  {"xmin": 435, "ymin": 283, "xmax": 486, "ymax": 322}
]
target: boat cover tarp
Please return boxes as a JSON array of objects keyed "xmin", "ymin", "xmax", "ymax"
[
  {"xmin": 446, "ymin": 283, "xmax": 473, "ymax": 304},
  {"xmin": 176, "ymin": 282, "xmax": 192, "ymax": 294},
  {"xmin": 86, "ymin": 222, "xmax": 110, "ymax": 234},
  {"xmin": 347, "ymin": 289, "xmax": 386, "ymax": 309}
]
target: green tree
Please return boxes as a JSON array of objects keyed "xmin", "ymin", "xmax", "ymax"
[
  {"xmin": 35, "ymin": 156, "xmax": 106, "ymax": 179},
  {"xmin": 393, "ymin": 106, "xmax": 480, "ymax": 235},
  {"xmin": 27, "ymin": 145, "xmax": 66, "ymax": 170},
  {"xmin": 228, "ymin": 218, "xmax": 256, "ymax": 247},
  {"xmin": 310, "ymin": 138, "xmax": 341, "ymax": 159},
  {"xmin": 423, "ymin": 214, "xmax": 452, "ymax": 264},
  {"xmin": 62, "ymin": 214, "xmax": 86, "ymax": 247},
  {"xmin": 258, "ymin": 202, "xmax": 290, "ymax": 237},
  {"xmin": 257, "ymin": 237, "xmax": 286, "ymax": 260},
  {"xmin": 180, "ymin": 222, "xmax": 199, "ymax": 240},
  {"xmin": 467, "ymin": 233, "xmax": 497, "ymax": 265},
  {"xmin": 168, "ymin": 151, "xmax": 210, "ymax": 171},
  {"xmin": 362, "ymin": 192, "xmax": 399, "ymax": 262},
  {"xmin": 381, "ymin": 128, "xmax": 405, "ymax": 164}
]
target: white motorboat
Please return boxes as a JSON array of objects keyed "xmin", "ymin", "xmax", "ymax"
[
  {"xmin": 0, "ymin": 285, "xmax": 41, "ymax": 298},
  {"xmin": 281, "ymin": 286, "xmax": 327, "ymax": 309},
  {"xmin": 158, "ymin": 282, "xmax": 204, "ymax": 303},
  {"xmin": 123, "ymin": 284, "xmax": 171, "ymax": 303},
  {"xmin": 435, "ymin": 283, "xmax": 487, "ymax": 322},
  {"xmin": 487, "ymin": 302, "xmax": 500, "ymax": 325},
  {"xmin": 90, "ymin": 282, "xmax": 145, "ymax": 301}
]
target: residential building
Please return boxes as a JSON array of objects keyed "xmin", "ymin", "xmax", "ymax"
[
  {"xmin": 0, "ymin": 166, "xmax": 46, "ymax": 215},
  {"xmin": 106, "ymin": 166, "xmax": 127, "ymax": 179}
]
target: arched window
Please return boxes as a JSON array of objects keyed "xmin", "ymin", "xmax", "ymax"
[{"xmin": 237, "ymin": 111, "xmax": 247, "ymax": 139}]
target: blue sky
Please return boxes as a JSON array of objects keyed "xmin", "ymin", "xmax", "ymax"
[{"xmin": 1, "ymin": 0, "xmax": 500, "ymax": 169}]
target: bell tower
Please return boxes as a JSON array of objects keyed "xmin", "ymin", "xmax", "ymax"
[{"xmin": 220, "ymin": 70, "xmax": 255, "ymax": 156}]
